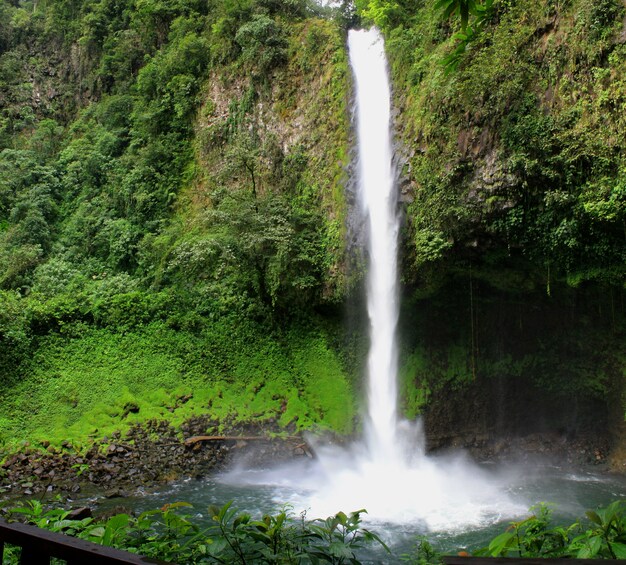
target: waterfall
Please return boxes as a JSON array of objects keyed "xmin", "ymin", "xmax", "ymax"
[
  {"xmin": 223, "ymin": 27, "xmax": 523, "ymax": 531},
  {"xmin": 349, "ymin": 28, "xmax": 401, "ymax": 464},
  {"xmin": 290, "ymin": 28, "xmax": 521, "ymax": 527}
]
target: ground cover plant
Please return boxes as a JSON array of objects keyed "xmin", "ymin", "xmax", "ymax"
[
  {"xmin": 2, "ymin": 499, "xmax": 625, "ymax": 563},
  {"xmin": 2, "ymin": 499, "xmax": 389, "ymax": 564}
]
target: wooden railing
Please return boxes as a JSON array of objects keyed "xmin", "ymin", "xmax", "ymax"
[
  {"xmin": 0, "ymin": 518, "xmax": 172, "ymax": 564},
  {"xmin": 443, "ymin": 557, "xmax": 614, "ymax": 564}
]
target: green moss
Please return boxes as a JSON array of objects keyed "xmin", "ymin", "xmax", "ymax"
[
  {"xmin": 292, "ymin": 336, "xmax": 356, "ymax": 433},
  {"xmin": 0, "ymin": 318, "xmax": 355, "ymax": 451},
  {"xmin": 398, "ymin": 350, "xmax": 430, "ymax": 419}
]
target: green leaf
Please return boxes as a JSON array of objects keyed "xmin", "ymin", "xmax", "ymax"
[
  {"xmin": 206, "ymin": 537, "xmax": 228, "ymax": 556},
  {"xmin": 218, "ymin": 501, "xmax": 234, "ymax": 521},
  {"xmin": 610, "ymin": 542, "xmax": 626, "ymax": 559},
  {"xmin": 102, "ymin": 513, "xmax": 129, "ymax": 546},
  {"xmin": 10, "ymin": 506, "xmax": 37, "ymax": 517},
  {"xmin": 586, "ymin": 511, "xmax": 602, "ymax": 526},
  {"xmin": 233, "ymin": 513, "xmax": 251, "ymax": 528},
  {"xmin": 137, "ymin": 508, "xmax": 161, "ymax": 522},
  {"xmin": 86, "ymin": 526, "xmax": 106, "ymax": 539},
  {"xmin": 106, "ymin": 513, "xmax": 129, "ymax": 530},
  {"xmin": 329, "ymin": 541, "xmax": 354, "ymax": 558},
  {"xmin": 50, "ymin": 519, "xmax": 78, "ymax": 531},
  {"xmin": 250, "ymin": 520, "xmax": 269, "ymax": 531},
  {"xmin": 248, "ymin": 531, "xmax": 273, "ymax": 544},
  {"xmin": 489, "ymin": 532, "xmax": 515, "ymax": 556},
  {"xmin": 577, "ymin": 535, "xmax": 602, "ymax": 558}
]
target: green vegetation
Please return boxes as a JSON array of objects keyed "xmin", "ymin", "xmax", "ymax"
[
  {"xmin": 402, "ymin": 501, "xmax": 626, "ymax": 562},
  {"xmin": 0, "ymin": 319, "xmax": 355, "ymax": 450},
  {"xmin": 0, "ymin": 0, "xmax": 356, "ymax": 451},
  {"xmin": 1, "ymin": 0, "xmax": 625, "ymax": 457},
  {"xmin": 3, "ymin": 499, "xmax": 626, "ymax": 562},
  {"xmin": 3, "ymin": 499, "xmax": 388, "ymax": 564},
  {"xmin": 354, "ymin": 0, "xmax": 626, "ymax": 429},
  {"xmin": 363, "ymin": 0, "xmax": 626, "ymax": 290},
  {"xmin": 479, "ymin": 501, "xmax": 626, "ymax": 559}
]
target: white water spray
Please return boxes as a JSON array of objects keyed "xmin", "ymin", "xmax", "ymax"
[{"xmin": 222, "ymin": 28, "xmax": 524, "ymax": 533}]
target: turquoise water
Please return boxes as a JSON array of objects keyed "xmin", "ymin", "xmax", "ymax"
[{"xmin": 96, "ymin": 459, "xmax": 626, "ymax": 559}]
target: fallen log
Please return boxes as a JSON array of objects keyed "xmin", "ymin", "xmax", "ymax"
[
  {"xmin": 184, "ymin": 435, "xmax": 298, "ymax": 446},
  {"xmin": 183, "ymin": 435, "xmax": 315, "ymax": 457}
]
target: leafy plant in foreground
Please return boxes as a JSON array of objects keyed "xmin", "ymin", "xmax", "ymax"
[
  {"xmin": 569, "ymin": 501, "xmax": 626, "ymax": 559},
  {"xmin": 305, "ymin": 508, "xmax": 389, "ymax": 563},
  {"xmin": 480, "ymin": 501, "xmax": 626, "ymax": 560},
  {"xmin": 6, "ymin": 500, "xmax": 626, "ymax": 562},
  {"xmin": 400, "ymin": 536, "xmax": 443, "ymax": 564},
  {"xmin": 5, "ymin": 500, "xmax": 389, "ymax": 564},
  {"xmin": 482, "ymin": 503, "xmax": 571, "ymax": 558}
]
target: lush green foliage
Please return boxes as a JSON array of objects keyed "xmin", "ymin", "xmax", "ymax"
[
  {"xmin": 4, "ymin": 499, "xmax": 388, "ymax": 564},
  {"xmin": 0, "ymin": 318, "xmax": 356, "ymax": 449},
  {"xmin": 362, "ymin": 0, "xmax": 626, "ymax": 290},
  {"xmin": 399, "ymin": 502, "xmax": 626, "ymax": 562},
  {"xmin": 357, "ymin": 0, "xmax": 626, "ymax": 424},
  {"xmin": 479, "ymin": 501, "xmax": 626, "ymax": 559},
  {"xmin": 3, "ymin": 500, "xmax": 626, "ymax": 563},
  {"xmin": 0, "ymin": 0, "xmax": 355, "ymax": 448},
  {"xmin": 2, "ymin": 0, "xmax": 626, "ymax": 453}
]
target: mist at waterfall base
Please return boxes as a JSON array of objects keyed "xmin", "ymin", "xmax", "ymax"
[
  {"xmin": 108, "ymin": 463, "xmax": 626, "ymax": 555},
  {"xmin": 223, "ymin": 432, "xmax": 526, "ymax": 532},
  {"xmin": 224, "ymin": 28, "xmax": 526, "ymax": 535}
]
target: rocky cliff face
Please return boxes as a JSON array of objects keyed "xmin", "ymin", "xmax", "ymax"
[{"xmin": 380, "ymin": 0, "xmax": 626, "ymax": 461}]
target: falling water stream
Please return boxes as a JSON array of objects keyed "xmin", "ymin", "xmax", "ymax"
[
  {"xmin": 258, "ymin": 27, "xmax": 526, "ymax": 529},
  {"xmin": 351, "ymin": 27, "xmax": 401, "ymax": 464}
]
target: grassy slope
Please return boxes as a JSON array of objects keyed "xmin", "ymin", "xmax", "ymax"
[{"xmin": 0, "ymin": 319, "xmax": 355, "ymax": 450}]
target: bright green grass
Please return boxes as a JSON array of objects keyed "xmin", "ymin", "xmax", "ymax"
[{"xmin": 0, "ymin": 321, "xmax": 356, "ymax": 452}]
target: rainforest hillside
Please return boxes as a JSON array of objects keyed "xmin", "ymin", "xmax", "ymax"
[
  {"xmin": 0, "ymin": 0, "xmax": 358, "ymax": 451},
  {"xmin": 0, "ymin": 0, "xmax": 625, "ymax": 462}
]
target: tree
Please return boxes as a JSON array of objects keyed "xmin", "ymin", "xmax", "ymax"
[
  {"xmin": 235, "ymin": 14, "xmax": 288, "ymax": 77},
  {"xmin": 225, "ymin": 129, "xmax": 262, "ymax": 202}
]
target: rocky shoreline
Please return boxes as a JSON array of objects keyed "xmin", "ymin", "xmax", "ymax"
[
  {"xmin": 0, "ymin": 417, "xmax": 310, "ymax": 505},
  {"xmin": 429, "ymin": 431, "xmax": 616, "ymax": 470},
  {"xmin": 1, "ymin": 416, "xmax": 622, "ymax": 511}
]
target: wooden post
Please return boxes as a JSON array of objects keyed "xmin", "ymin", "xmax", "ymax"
[{"xmin": 20, "ymin": 544, "xmax": 51, "ymax": 564}]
